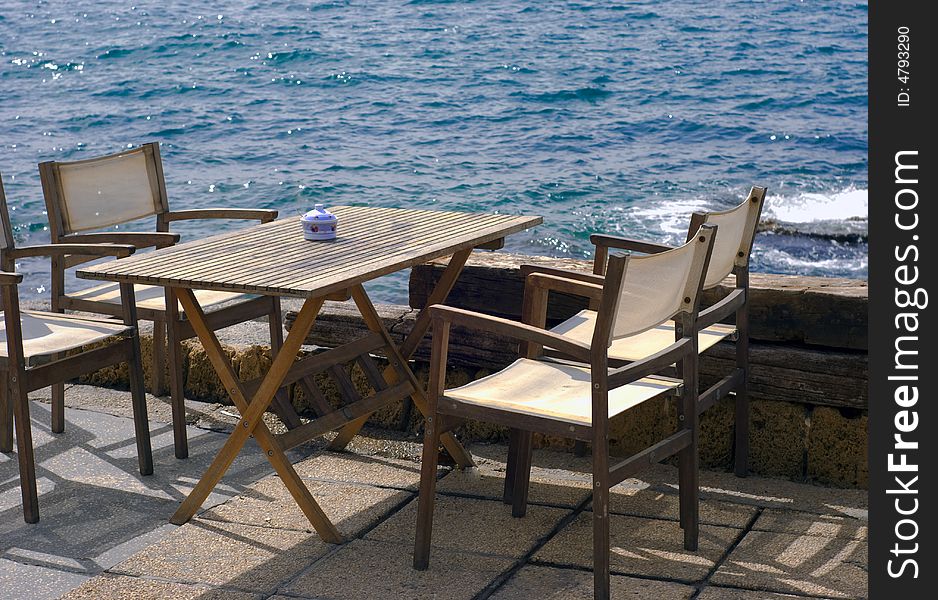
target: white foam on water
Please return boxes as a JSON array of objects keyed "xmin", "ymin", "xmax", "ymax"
[
  {"xmin": 763, "ymin": 187, "xmax": 868, "ymax": 225},
  {"xmin": 756, "ymin": 247, "xmax": 868, "ymax": 273},
  {"xmin": 621, "ymin": 196, "xmax": 714, "ymax": 241}
]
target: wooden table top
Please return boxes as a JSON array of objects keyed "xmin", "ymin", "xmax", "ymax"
[{"xmin": 78, "ymin": 206, "xmax": 542, "ymax": 298}]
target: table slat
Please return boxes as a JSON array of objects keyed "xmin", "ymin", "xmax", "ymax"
[{"xmin": 79, "ymin": 206, "xmax": 541, "ymax": 298}]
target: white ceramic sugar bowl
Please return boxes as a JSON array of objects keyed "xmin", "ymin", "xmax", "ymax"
[{"xmin": 300, "ymin": 204, "xmax": 338, "ymax": 241}]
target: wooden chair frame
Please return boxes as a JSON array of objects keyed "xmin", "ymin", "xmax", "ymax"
[
  {"xmin": 518, "ymin": 186, "xmax": 766, "ymax": 477},
  {"xmin": 414, "ymin": 226, "xmax": 717, "ymax": 600},
  {"xmin": 39, "ymin": 142, "xmax": 293, "ymax": 459},
  {"xmin": 0, "ymin": 177, "xmax": 152, "ymax": 523}
]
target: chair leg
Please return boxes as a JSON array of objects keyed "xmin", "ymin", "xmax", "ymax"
[
  {"xmin": 678, "ymin": 435, "xmax": 699, "ymax": 551},
  {"xmin": 151, "ymin": 318, "xmax": 166, "ymax": 396},
  {"xmin": 733, "ymin": 383, "xmax": 750, "ymax": 478},
  {"xmin": 414, "ymin": 414, "xmax": 443, "ymax": 570},
  {"xmin": 165, "ymin": 317, "xmax": 189, "ymax": 459},
  {"xmin": 127, "ymin": 336, "xmax": 154, "ymax": 476},
  {"xmin": 0, "ymin": 377, "xmax": 12, "ymax": 453},
  {"xmin": 734, "ymin": 286, "xmax": 751, "ymax": 478},
  {"xmin": 503, "ymin": 427, "xmax": 521, "ymax": 504},
  {"xmin": 51, "ymin": 358, "xmax": 65, "ymax": 434},
  {"xmin": 511, "ymin": 430, "xmax": 533, "ymax": 518},
  {"xmin": 10, "ymin": 369, "xmax": 39, "ymax": 523},
  {"xmin": 592, "ymin": 470, "xmax": 611, "ymax": 599}
]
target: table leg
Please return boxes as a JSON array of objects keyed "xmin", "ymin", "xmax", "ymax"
[
  {"xmin": 169, "ymin": 289, "xmax": 341, "ymax": 543},
  {"xmin": 326, "ymin": 285, "xmax": 475, "ymax": 468},
  {"xmin": 328, "ymin": 249, "xmax": 473, "ymax": 457}
]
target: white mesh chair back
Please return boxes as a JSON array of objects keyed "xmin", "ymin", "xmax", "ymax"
[
  {"xmin": 698, "ymin": 188, "xmax": 765, "ymax": 288},
  {"xmin": 43, "ymin": 143, "xmax": 167, "ymax": 235},
  {"xmin": 0, "ymin": 175, "xmax": 13, "ymax": 251},
  {"xmin": 607, "ymin": 224, "xmax": 716, "ymax": 342}
]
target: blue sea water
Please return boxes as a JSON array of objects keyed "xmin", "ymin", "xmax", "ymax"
[{"xmin": 0, "ymin": 0, "xmax": 867, "ymax": 303}]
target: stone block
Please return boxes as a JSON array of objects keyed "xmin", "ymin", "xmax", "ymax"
[
  {"xmin": 749, "ymin": 401, "xmax": 807, "ymax": 479},
  {"xmin": 699, "ymin": 396, "xmax": 735, "ymax": 469},
  {"xmin": 182, "ymin": 341, "xmax": 233, "ymax": 400},
  {"xmin": 807, "ymin": 407, "xmax": 868, "ymax": 488}
]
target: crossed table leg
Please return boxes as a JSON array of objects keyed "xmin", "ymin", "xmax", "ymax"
[{"xmin": 168, "ymin": 258, "xmax": 476, "ymax": 542}]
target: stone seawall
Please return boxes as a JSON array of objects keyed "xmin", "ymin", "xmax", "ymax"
[{"xmin": 81, "ymin": 252, "xmax": 868, "ymax": 488}]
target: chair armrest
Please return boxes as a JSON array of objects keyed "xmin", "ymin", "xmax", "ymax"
[
  {"xmin": 525, "ymin": 273, "xmax": 604, "ymax": 302},
  {"xmin": 429, "ymin": 305, "xmax": 591, "ymax": 362},
  {"xmin": 697, "ymin": 289, "xmax": 745, "ymax": 329},
  {"xmin": 0, "ymin": 271, "xmax": 24, "ymax": 285},
  {"xmin": 62, "ymin": 232, "xmax": 180, "ymax": 249},
  {"xmin": 607, "ymin": 337, "xmax": 692, "ymax": 389},
  {"xmin": 163, "ymin": 208, "xmax": 279, "ymax": 224},
  {"xmin": 6, "ymin": 244, "xmax": 136, "ymax": 260},
  {"xmin": 520, "ymin": 264, "xmax": 605, "ymax": 286},
  {"xmin": 590, "ymin": 233, "xmax": 674, "ymax": 255}
]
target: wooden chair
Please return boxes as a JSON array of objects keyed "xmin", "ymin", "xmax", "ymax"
[
  {"xmin": 517, "ymin": 187, "xmax": 766, "ymax": 478},
  {"xmin": 39, "ymin": 142, "xmax": 293, "ymax": 460},
  {"xmin": 414, "ymin": 224, "xmax": 718, "ymax": 600},
  {"xmin": 0, "ymin": 175, "xmax": 152, "ymax": 523}
]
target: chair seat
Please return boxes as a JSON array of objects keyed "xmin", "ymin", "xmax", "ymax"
[
  {"xmin": 550, "ymin": 310, "xmax": 736, "ymax": 362},
  {"xmin": 0, "ymin": 310, "xmax": 132, "ymax": 360},
  {"xmin": 444, "ymin": 358, "xmax": 680, "ymax": 427},
  {"xmin": 68, "ymin": 282, "xmax": 254, "ymax": 314}
]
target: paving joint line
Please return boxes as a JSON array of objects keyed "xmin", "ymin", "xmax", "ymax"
[
  {"xmin": 0, "ymin": 552, "xmax": 101, "ymax": 577},
  {"xmin": 471, "ymin": 494, "xmax": 593, "ymax": 600},
  {"xmin": 525, "ymin": 559, "xmax": 705, "ymax": 587},
  {"xmin": 273, "ymin": 468, "xmax": 454, "ymax": 595},
  {"xmin": 701, "ymin": 582, "xmax": 847, "ymax": 600},
  {"xmin": 434, "ymin": 488, "xmax": 586, "ymax": 512},
  {"xmin": 689, "ymin": 505, "xmax": 763, "ymax": 599}
]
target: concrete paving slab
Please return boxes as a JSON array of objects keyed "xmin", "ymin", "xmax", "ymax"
[
  {"xmin": 291, "ymin": 452, "xmax": 429, "ymax": 490},
  {"xmin": 365, "ymin": 494, "xmax": 571, "ymax": 559},
  {"xmin": 462, "ymin": 443, "xmax": 868, "ymax": 519},
  {"xmin": 60, "ymin": 573, "xmax": 263, "ymax": 599},
  {"xmin": 1, "ymin": 487, "xmax": 180, "ymax": 574},
  {"xmin": 0, "ymin": 557, "xmax": 90, "ymax": 600},
  {"xmin": 603, "ymin": 487, "xmax": 758, "ymax": 528},
  {"xmin": 691, "ymin": 468, "xmax": 866, "ymax": 518},
  {"xmin": 2, "ymin": 406, "xmax": 275, "ymax": 553},
  {"xmin": 712, "ymin": 529, "xmax": 867, "ymax": 598},
  {"xmin": 489, "ymin": 564, "xmax": 696, "ymax": 600},
  {"xmin": 436, "ymin": 457, "xmax": 592, "ymax": 508},
  {"xmin": 2, "ymin": 384, "xmax": 871, "ymax": 600},
  {"xmin": 201, "ymin": 476, "xmax": 412, "ymax": 538},
  {"xmin": 109, "ymin": 519, "xmax": 331, "ymax": 594},
  {"xmin": 468, "ymin": 443, "xmax": 593, "ymax": 472},
  {"xmin": 696, "ymin": 586, "xmax": 813, "ymax": 599},
  {"xmin": 752, "ymin": 508, "xmax": 867, "ymax": 540},
  {"xmin": 280, "ymin": 538, "xmax": 513, "ymax": 600},
  {"xmin": 534, "ymin": 512, "xmax": 741, "ymax": 583}
]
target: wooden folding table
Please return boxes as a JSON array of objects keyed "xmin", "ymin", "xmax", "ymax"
[{"xmin": 78, "ymin": 206, "xmax": 541, "ymax": 542}]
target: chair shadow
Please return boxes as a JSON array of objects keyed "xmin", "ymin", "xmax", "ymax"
[{"xmin": 0, "ymin": 402, "xmax": 282, "ymax": 577}]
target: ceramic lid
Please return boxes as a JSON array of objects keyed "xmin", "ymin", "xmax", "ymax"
[{"xmin": 301, "ymin": 204, "xmax": 337, "ymax": 223}]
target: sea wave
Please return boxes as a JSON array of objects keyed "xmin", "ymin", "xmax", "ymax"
[
  {"xmin": 761, "ymin": 188, "xmax": 868, "ymax": 241},
  {"xmin": 0, "ymin": 0, "xmax": 868, "ymax": 300}
]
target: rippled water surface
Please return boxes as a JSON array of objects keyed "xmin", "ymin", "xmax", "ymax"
[{"xmin": 0, "ymin": 0, "xmax": 868, "ymax": 303}]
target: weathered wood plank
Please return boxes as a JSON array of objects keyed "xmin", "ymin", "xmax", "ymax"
[
  {"xmin": 79, "ymin": 208, "xmax": 542, "ymax": 299},
  {"xmin": 409, "ymin": 252, "xmax": 868, "ymax": 350}
]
